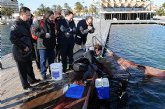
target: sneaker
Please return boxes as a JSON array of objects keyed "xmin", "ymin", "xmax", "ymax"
[{"xmin": 23, "ymin": 85, "xmax": 33, "ymax": 91}]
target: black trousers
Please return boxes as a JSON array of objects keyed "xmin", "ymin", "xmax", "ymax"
[
  {"xmin": 60, "ymin": 41, "xmax": 74, "ymax": 72},
  {"xmin": 16, "ymin": 61, "xmax": 36, "ymax": 88},
  {"xmin": 55, "ymin": 44, "xmax": 61, "ymax": 62}
]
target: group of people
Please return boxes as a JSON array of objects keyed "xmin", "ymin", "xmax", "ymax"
[{"xmin": 10, "ymin": 7, "xmax": 95, "ymax": 90}]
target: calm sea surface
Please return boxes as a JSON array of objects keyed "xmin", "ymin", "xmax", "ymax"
[
  {"xmin": 0, "ymin": 23, "xmax": 12, "ymax": 56},
  {"xmin": 108, "ymin": 24, "xmax": 165, "ymax": 109}
]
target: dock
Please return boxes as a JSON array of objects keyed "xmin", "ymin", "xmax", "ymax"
[
  {"xmin": 110, "ymin": 20, "xmax": 165, "ymax": 25},
  {"xmin": 0, "ymin": 19, "xmax": 110, "ymax": 109}
]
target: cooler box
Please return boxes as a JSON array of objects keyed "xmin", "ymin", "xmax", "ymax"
[
  {"xmin": 95, "ymin": 78, "xmax": 110, "ymax": 99},
  {"xmin": 65, "ymin": 84, "xmax": 85, "ymax": 99}
]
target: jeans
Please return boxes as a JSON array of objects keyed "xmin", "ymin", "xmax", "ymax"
[{"xmin": 39, "ymin": 49, "xmax": 55, "ymax": 77}]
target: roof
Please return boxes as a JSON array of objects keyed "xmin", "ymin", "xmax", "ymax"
[{"xmin": 99, "ymin": 10, "xmax": 156, "ymax": 14}]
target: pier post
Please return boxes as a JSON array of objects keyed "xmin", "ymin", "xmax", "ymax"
[{"xmin": 0, "ymin": 30, "xmax": 2, "ymax": 69}]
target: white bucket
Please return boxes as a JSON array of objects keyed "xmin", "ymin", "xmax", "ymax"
[{"xmin": 50, "ymin": 63, "xmax": 63, "ymax": 81}]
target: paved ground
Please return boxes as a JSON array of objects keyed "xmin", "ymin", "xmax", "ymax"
[{"xmin": 0, "ymin": 19, "xmax": 111, "ymax": 109}]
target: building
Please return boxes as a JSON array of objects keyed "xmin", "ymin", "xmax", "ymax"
[
  {"xmin": 0, "ymin": 0, "xmax": 19, "ymax": 18},
  {"xmin": 92, "ymin": 0, "xmax": 156, "ymax": 20}
]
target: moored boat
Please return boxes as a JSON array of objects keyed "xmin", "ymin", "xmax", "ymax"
[{"xmin": 0, "ymin": 21, "xmax": 6, "ymax": 25}]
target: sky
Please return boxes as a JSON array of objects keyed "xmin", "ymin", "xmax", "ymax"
[{"xmin": 18, "ymin": 0, "xmax": 165, "ymax": 12}]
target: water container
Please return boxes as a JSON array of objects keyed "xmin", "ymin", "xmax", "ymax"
[
  {"xmin": 50, "ymin": 63, "xmax": 63, "ymax": 81},
  {"xmin": 95, "ymin": 78, "xmax": 110, "ymax": 99}
]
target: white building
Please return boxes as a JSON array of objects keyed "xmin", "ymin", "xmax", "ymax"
[{"xmin": 90, "ymin": 0, "xmax": 156, "ymax": 20}]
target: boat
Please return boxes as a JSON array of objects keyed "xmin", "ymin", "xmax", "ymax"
[
  {"xmin": 17, "ymin": 72, "xmax": 97, "ymax": 109},
  {"xmin": 18, "ymin": 49, "xmax": 98, "ymax": 109},
  {"xmin": 0, "ymin": 21, "xmax": 6, "ymax": 25},
  {"xmin": 52, "ymin": 73, "xmax": 97, "ymax": 109}
]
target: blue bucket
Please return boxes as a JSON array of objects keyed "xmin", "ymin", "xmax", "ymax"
[{"xmin": 65, "ymin": 84, "xmax": 85, "ymax": 99}]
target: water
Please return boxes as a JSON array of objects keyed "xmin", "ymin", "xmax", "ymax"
[
  {"xmin": 0, "ymin": 23, "xmax": 12, "ymax": 56},
  {"xmin": 108, "ymin": 24, "xmax": 165, "ymax": 109}
]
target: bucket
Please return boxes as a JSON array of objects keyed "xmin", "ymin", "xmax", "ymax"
[
  {"xmin": 50, "ymin": 63, "xmax": 63, "ymax": 81},
  {"xmin": 95, "ymin": 78, "xmax": 110, "ymax": 99}
]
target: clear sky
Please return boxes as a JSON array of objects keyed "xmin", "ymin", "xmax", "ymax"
[{"xmin": 18, "ymin": 0, "xmax": 165, "ymax": 12}]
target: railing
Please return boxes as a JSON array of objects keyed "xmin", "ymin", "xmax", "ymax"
[{"xmin": 92, "ymin": 23, "xmax": 112, "ymax": 57}]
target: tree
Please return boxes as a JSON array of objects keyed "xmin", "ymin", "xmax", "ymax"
[
  {"xmin": 20, "ymin": 3, "xmax": 24, "ymax": 8},
  {"xmin": 64, "ymin": 3, "xmax": 72, "ymax": 11},
  {"xmin": 74, "ymin": 2, "xmax": 83, "ymax": 15},
  {"xmin": 64, "ymin": 3, "xmax": 68, "ymax": 9},
  {"xmin": 56, "ymin": 5, "xmax": 62, "ymax": 11},
  {"xmin": 88, "ymin": 5, "xmax": 97, "ymax": 15},
  {"xmin": 162, "ymin": 2, "xmax": 165, "ymax": 8},
  {"xmin": 156, "ymin": 2, "xmax": 165, "ymax": 16},
  {"xmin": 52, "ymin": 5, "xmax": 57, "ymax": 11},
  {"xmin": 37, "ymin": 4, "xmax": 51, "ymax": 16},
  {"xmin": 156, "ymin": 7, "xmax": 165, "ymax": 16},
  {"xmin": 1, "ymin": 7, "xmax": 14, "ymax": 19},
  {"xmin": 84, "ymin": 6, "xmax": 88, "ymax": 14}
]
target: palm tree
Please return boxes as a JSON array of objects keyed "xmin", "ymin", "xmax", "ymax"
[
  {"xmin": 63, "ymin": 3, "xmax": 72, "ymax": 11},
  {"xmin": 64, "ymin": 3, "xmax": 68, "ymax": 9},
  {"xmin": 162, "ymin": 2, "xmax": 165, "ymax": 8},
  {"xmin": 84, "ymin": 6, "xmax": 88, "ymax": 15},
  {"xmin": 74, "ymin": 2, "xmax": 83, "ymax": 15},
  {"xmin": 37, "ymin": 4, "xmax": 51, "ymax": 16},
  {"xmin": 89, "ymin": 5, "xmax": 97, "ymax": 15},
  {"xmin": 20, "ymin": 3, "xmax": 24, "ymax": 8},
  {"xmin": 52, "ymin": 5, "xmax": 57, "ymax": 11},
  {"xmin": 56, "ymin": 5, "xmax": 62, "ymax": 11},
  {"xmin": 1, "ymin": 7, "xmax": 14, "ymax": 19}
]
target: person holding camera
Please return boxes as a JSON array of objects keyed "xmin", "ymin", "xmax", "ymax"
[{"xmin": 74, "ymin": 16, "xmax": 95, "ymax": 53}]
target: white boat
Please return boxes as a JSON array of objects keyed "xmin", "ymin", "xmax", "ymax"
[{"xmin": 0, "ymin": 21, "xmax": 6, "ymax": 25}]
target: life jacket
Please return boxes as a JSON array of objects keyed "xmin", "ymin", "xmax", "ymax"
[{"xmin": 31, "ymin": 20, "xmax": 44, "ymax": 40}]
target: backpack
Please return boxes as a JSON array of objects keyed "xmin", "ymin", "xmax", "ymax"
[{"xmin": 31, "ymin": 20, "xmax": 44, "ymax": 40}]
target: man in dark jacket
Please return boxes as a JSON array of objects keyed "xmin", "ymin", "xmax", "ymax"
[
  {"xmin": 10, "ymin": 7, "xmax": 40, "ymax": 90},
  {"xmin": 74, "ymin": 16, "xmax": 95, "ymax": 52},
  {"xmin": 58, "ymin": 10, "xmax": 76, "ymax": 72},
  {"xmin": 32, "ymin": 11, "xmax": 56, "ymax": 80}
]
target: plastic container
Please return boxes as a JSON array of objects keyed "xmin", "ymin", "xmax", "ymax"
[
  {"xmin": 65, "ymin": 84, "xmax": 85, "ymax": 99},
  {"xmin": 95, "ymin": 78, "xmax": 110, "ymax": 99},
  {"xmin": 50, "ymin": 63, "xmax": 63, "ymax": 81}
]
